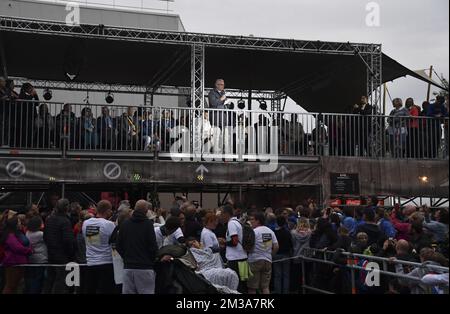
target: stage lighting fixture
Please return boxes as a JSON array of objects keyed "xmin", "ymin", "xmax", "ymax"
[
  {"xmin": 419, "ymin": 176, "xmax": 429, "ymax": 183},
  {"xmin": 259, "ymin": 99, "xmax": 267, "ymax": 111},
  {"xmin": 237, "ymin": 99, "xmax": 246, "ymax": 110},
  {"xmin": 65, "ymin": 73, "xmax": 77, "ymax": 81},
  {"xmin": 227, "ymin": 102, "xmax": 235, "ymax": 110},
  {"xmin": 105, "ymin": 92, "xmax": 114, "ymax": 104},
  {"xmin": 43, "ymin": 88, "xmax": 52, "ymax": 101}
]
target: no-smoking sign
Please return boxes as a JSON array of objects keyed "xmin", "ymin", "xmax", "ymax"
[
  {"xmin": 5, "ymin": 161, "xmax": 26, "ymax": 178},
  {"xmin": 103, "ymin": 162, "xmax": 122, "ymax": 180}
]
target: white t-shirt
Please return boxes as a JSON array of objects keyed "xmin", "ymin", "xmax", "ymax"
[
  {"xmin": 82, "ymin": 217, "xmax": 116, "ymax": 266},
  {"xmin": 225, "ymin": 218, "xmax": 247, "ymax": 261},
  {"xmin": 200, "ymin": 227, "xmax": 219, "ymax": 251},
  {"xmin": 155, "ymin": 226, "xmax": 184, "ymax": 249},
  {"xmin": 248, "ymin": 226, "xmax": 278, "ymax": 263}
]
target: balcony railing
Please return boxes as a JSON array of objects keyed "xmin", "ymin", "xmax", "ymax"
[{"xmin": 0, "ymin": 100, "xmax": 448, "ymax": 161}]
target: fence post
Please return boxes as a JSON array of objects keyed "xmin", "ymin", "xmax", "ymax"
[
  {"xmin": 301, "ymin": 258, "xmax": 306, "ymax": 294},
  {"xmin": 350, "ymin": 266, "xmax": 356, "ymax": 295}
]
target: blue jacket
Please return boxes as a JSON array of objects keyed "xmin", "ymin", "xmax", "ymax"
[
  {"xmin": 141, "ymin": 119, "xmax": 154, "ymax": 137},
  {"xmin": 427, "ymin": 102, "xmax": 448, "ymax": 117},
  {"xmin": 351, "ymin": 218, "xmax": 365, "ymax": 237},
  {"xmin": 343, "ymin": 216, "xmax": 356, "ymax": 235},
  {"xmin": 378, "ymin": 218, "xmax": 396, "ymax": 238}
]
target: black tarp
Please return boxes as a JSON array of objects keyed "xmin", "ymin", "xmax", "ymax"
[{"xmin": 0, "ymin": 157, "xmax": 447, "ymax": 198}]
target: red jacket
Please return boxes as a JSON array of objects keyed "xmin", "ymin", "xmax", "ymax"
[
  {"xmin": 409, "ymin": 106, "xmax": 420, "ymax": 129},
  {"xmin": 390, "ymin": 212, "xmax": 411, "ymax": 241}
]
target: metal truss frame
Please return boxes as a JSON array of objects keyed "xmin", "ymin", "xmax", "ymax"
[
  {"xmin": 0, "ymin": 16, "xmax": 379, "ymax": 55},
  {"xmin": 353, "ymin": 44, "xmax": 384, "ymax": 157},
  {"xmin": 191, "ymin": 44, "xmax": 205, "ymax": 109},
  {"xmin": 389, "ymin": 196, "xmax": 449, "ymax": 208},
  {"xmin": 367, "ymin": 46, "xmax": 383, "ymax": 158},
  {"xmin": 11, "ymin": 77, "xmax": 286, "ymax": 102},
  {"xmin": 1, "ymin": 16, "xmax": 380, "ymax": 113}
]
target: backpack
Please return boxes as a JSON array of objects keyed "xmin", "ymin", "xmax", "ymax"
[{"xmin": 237, "ymin": 219, "xmax": 255, "ymax": 253}]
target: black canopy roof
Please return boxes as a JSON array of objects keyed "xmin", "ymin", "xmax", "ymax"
[{"xmin": 1, "ymin": 30, "xmax": 444, "ymax": 113}]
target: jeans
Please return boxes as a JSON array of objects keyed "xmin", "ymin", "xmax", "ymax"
[
  {"xmin": 42, "ymin": 267, "xmax": 70, "ymax": 294},
  {"xmin": 2, "ymin": 267, "xmax": 24, "ymax": 294},
  {"xmin": 24, "ymin": 266, "xmax": 46, "ymax": 294},
  {"xmin": 273, "ymin": 254, "xmax": 291, "ymax": 294},
  {"xmin": 86, "ymin": 264, "xmax": 117, "ymax": 294}
]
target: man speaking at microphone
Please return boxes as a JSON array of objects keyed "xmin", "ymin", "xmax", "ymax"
[{"xmin": 207, "ymin": 79, "xmax": 228, "ymax": 154}]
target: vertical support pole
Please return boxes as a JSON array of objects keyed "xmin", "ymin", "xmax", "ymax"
[
  {"xmin": 301, "ymin": 259, "xmax": 306, "ymax": 294},
  {"xmin": 365, "ymin": 44, "xmax": 383, "ymax": 157},
  {"xmin": 61, "ymin": 182, "xmax": 66, "ymax": 199},
  {"xmin": 0, "ymin": 34, "xmax": 8, "ymax": 79},
  {"xmin": 317, "ymin": 184, "xmax": 324, "ymax": 210},
  {"xmin": 217, "ymin": 190, "xmax": 221, "ymax": 207},
  {"xmin": 191, "ymin": 44, "xmax": 205, "ymax": 161},
  {"xmin": 247, "ymin": 89, "xmax": 252, "ymax": 111},
  {"xmin": 350, "ymin": 266, "xmax": 356, "ymax": 294},
  {"xmin": 426, "ymin": 65, "xmax": 433, "ymax": 102},
  {"xmin": 191, "ymin": 44, "xmax": 205, "ymax": 109},
  {"xmin": 27, "ymin": 192, "xmax": 33, "ymax": 207}
]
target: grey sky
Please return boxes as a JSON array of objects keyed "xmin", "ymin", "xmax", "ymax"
[
  {"xmin": 173, "ymin": 0, "xmax": 449, "ymax": 112},
  {"xmin": 38, "ymin": 0, "xmax": 450, "ymax": 112}
]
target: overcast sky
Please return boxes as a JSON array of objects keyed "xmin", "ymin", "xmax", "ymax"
[{"xmin": 39, "ymin": 0, "xmax": 450, "ymax": 112}]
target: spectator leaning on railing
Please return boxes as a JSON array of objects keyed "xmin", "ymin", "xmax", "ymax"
[
  {"xmin": 427, "ymin": 96, "xmax": 448, "ymax": 158},
  {"xmin": 34, "ymin": 103, "xmax": 54, "ymax": 149},
  {"xmin": 388, "ymin": 98, "xmax": 410, "ymax": 158},
  {"xmin": 405, "ymin": 98, "xmax": 421, "ymax": 158},
  {"xmin": 17, "ymin": 83, "xmax": 39, "ymax": 148}
]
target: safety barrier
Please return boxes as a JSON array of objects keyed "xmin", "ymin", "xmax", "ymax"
[
  {"xmin": 1, "ymin": 100, "xmax": 448, "ymax": 161},
  {"xmin": 1, "ymin": 248, "xmax": 449, "ymax": 294},
  {"xmin": 272, "ymin": 247, "xmax": 449, "ymax": 294}
]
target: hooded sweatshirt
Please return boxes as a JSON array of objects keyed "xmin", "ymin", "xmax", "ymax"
[
  {"xmin": 291, "ymin": 229, "xmax": 311, "ymax": 263},
  {"xmin": 116, "ymin": 210, "xmax": 158, "ymax": 270},
  {"xmin": 355, "ymin": 222, "xmax": 383, "ymax": 246}
]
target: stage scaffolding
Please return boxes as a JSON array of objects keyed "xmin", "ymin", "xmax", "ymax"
[{"xmin": 0, "ymin": 15, "xmax": 383, "ymax": 150}]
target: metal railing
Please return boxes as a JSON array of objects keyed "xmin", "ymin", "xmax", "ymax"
[
  {"xmin": 0, "ymin": 100, "xmax": 448, "ymax": 161},
  {"xmin": 287, "ymin": 247, "xmax": 449, "ymax": 294},
  {"xmin": 1, "ymin": 249, "xmax": 449, "ymax": 294}
]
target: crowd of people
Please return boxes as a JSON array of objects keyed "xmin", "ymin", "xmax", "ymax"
[
  {"xmin": 0, "ymin": 194, "xmax": 448, "ymax": 294},
  {"xmin": 1, "ymin": 78, "xmax": 449, "ymax": 158},
  {"xmin": 0, "ymin": 79, "xmax": 167, "ymax": 151}
]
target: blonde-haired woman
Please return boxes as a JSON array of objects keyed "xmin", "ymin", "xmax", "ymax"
[{"xmin": 290, "ymin": 217, "xmax": 312, "ymax": 293}]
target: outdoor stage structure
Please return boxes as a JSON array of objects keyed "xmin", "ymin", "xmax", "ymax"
[{"xmin": 0, "ymin": 15, "xmax": 448, "ymax": 209}]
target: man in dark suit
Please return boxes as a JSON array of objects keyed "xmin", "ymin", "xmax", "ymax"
[{"xmin": 353, "ymin": 96, "xmax": 374, "ymax": 156}]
